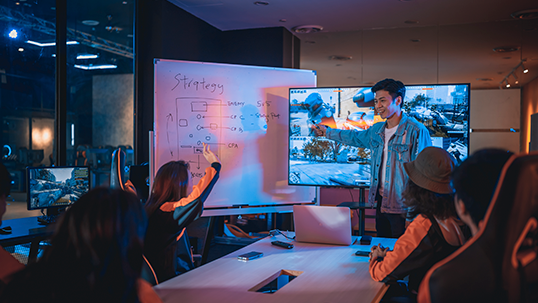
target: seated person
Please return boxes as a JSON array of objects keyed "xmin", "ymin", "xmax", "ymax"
[
  {"xmin": 450, "ymin": 148, "xmax": 513, "ymax": 236},
  {"xmin": 144, "ymin": 143, "xmax": 220, "ymax": 282},
  {"xmin": 0, "ymin": 163, "xmax": 24, "ymax": 289},
  {"xmin": 416, "ymin": 148, "xmax": 514, "ymax": 303},
  {"xmin": 369, "ymin": 147, "xmax": 468, "ymax": 299},
  {"xmin": 0, "ymin": 188, "xmax": 161, "ymax": 303}
]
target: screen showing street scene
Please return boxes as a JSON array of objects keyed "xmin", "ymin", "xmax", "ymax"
[
  {"xmin": 289, "ymin": 84, "xmax": 469, "ymax": 187},
  {"xmin": 28, "ymin": 166, "xmax": 90, "ymax": 210}
]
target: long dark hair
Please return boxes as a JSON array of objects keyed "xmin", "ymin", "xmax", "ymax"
[
  {"xmin": 145, "ymin": 160, "xmax": 190, "ymax": 216},
  {"xmin": 403, "ymin": 179, "xmax": 456, "ymax": 220},
  {"xmin": 0, "ymin": 188, "xmax": 147, "ymax": 303}
]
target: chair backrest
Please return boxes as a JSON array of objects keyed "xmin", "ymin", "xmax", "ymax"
[
  {"xmin": 110, "ymin": 147, "xmax": 126, "ymax": 190},
  {"xmin": 418, "ymin": 152, "xmax": 538, "ymax": 303},
  {"xmin": 141, "ymin": 255, "xmax": 159, "ymax": 286}
]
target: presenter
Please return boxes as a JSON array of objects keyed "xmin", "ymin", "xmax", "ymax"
[
  {"xmin": 144, "ymin": 143, "xmax": 220, "ymax": 282},
  {"xmin": 312, "ymin": 79, "xmax": 431, "ymax": 238}
]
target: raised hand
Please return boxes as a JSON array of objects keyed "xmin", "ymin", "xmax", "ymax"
[{"xmin": 202, "ymin": 143, "xmax": 220, "ymax": 164}]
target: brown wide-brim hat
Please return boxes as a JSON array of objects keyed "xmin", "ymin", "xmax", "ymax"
[{"xmin": 403, "ymin": 146, "xmax": 456, "ymax": 194}]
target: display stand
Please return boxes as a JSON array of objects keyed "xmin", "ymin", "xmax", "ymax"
[{"xmin": 337, "ymin": 187, "xmax": 370, "ymax": 236}]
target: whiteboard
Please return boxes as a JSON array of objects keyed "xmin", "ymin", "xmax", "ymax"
[{"xmin": 153, "ymin": 59, "xmax": 317, "ymax": 210}]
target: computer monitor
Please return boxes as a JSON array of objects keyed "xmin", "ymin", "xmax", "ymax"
[
  {"xmin": 27, "ymin": 166, "xmax": 91, "ymax": 211},
  {"xmin": 288, "ymin": 83, "xmax": 470, "ymax": 188}
]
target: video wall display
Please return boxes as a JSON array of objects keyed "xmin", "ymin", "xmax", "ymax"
[
  {"xmin": 289, "ymin": 84, "xmax": 469, "ymax": 187},
  {"xmin": 27, "ymin": 166, "xmax": 90, "ymax": 210}
]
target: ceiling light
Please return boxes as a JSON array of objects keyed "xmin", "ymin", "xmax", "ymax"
[
  {"xmin": 74, "ymin": 64, "xmax": 117, "ymax": 70},
  {"xmin": 493, "ymin": 46, "xmax": 520, "ymax": 53},
  {"xmin": 76, "ymin": 54, "xmax": 99, "ymax": 60},
  {"xmin": 476, "ymin": 78, "xmax": 493, "ymax": 81},
  {"xmin": 26, "ymin": 40, "xmax": 79, "ymax": 47},
  {"xmin": 506, "ymin": 82, "xmax": 510, "ymax": 88},
  {"xmin": 292, "ymin": 25, "xmax": 323, "ymax": 34},
  {"xmin": 8, "ymin": 29, "xmax": 18, "ymax": 39},
  {"xmin": 329, "ymin": 55, "xmax": 352, "ymax": 61},
  {"xmin": 18, "ymin": 48, "xmax": 24, "ymax": 52},
  {"xmin": 511, "ymin": 9, "xmax": 538, "ymax": 20},
  {"xmin": 254, "ymin": 1, "xmax": 269, "ymax": 6},
  {"xmin": 404, "ymin": 20, "xmax": 419, "ymax": 24},
  {"xmin": 82, "ymin": 20, "xmax": 99, "ymax": 26},
  {"xmin": 523, "ymin": 63, "xmax": 529, "ymax": 73}
]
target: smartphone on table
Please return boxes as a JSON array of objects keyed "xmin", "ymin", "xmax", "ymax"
[{"xmin": 238, "ymin": 251, "xmax": 263, "ymax": 261}]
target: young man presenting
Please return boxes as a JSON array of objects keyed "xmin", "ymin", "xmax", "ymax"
[{"xmin": 312, "ymin": 79, "xmax": 431, "ymax": 238}]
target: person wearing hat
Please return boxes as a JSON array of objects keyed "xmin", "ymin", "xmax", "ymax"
[{"xmin": 368, "ymin": 147, "xmax": 469, "ymax": 299}]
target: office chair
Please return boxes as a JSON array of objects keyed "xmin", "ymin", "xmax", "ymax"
[
  {"xmin": 141, "ymin": 255, "xmax": 159, "ymax": 286},
  {"xmin": 418, "ymin": 152, "xmax": 538, "ymax": 303},
  {"xmin": 110, "ymin": 147, "xmax": 126, "ymax": 190}
]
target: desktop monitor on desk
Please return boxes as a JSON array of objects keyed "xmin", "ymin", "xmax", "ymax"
[{"xmin": 27, "ymin": 166, "xmax": 91, "ymax": 215}]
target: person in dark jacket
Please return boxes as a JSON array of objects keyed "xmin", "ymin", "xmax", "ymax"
[
  {"xmin": 144, "ymin": 143, "xmax": 220, "ymax": 282},
  {"xmin": 0, "ymin": 187, "xmax": 160, "ymax": 303},
  {"xmin": 369, "ymin": 147, "xmax": 469, "ymax": 300}
]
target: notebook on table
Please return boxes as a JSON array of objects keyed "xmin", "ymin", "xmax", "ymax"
[{"xmin": 293, "ymin": 205, "xmax": 352, "ymax": 246}]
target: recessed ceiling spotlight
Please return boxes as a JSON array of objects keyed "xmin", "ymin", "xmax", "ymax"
[
  {"xmin": 292, "ymin": 25, "xmax": 323, "ymax": 34},
  {"xmin": 254, "ymin": 1, "xmax": 269, "ymax": 6},
  {"xmin": 511, "ymin": 9, "xmax": 538, "ymax": 20},
  {"xmin": 304, "ymin": 41, "xmax": 316, "ymax": 44},
  {"xmin": 410, "ymin": 39, "xmax": 421, "ymax": 43},
  {"xmin": 493, "ymin": 46, "xmax": 520, "ymax": 53},
  {"xmin": 279, "ymin": 19, "xmax": 286, "ymax": 22},
  {"xmin": 476, "ymin": 78, "xmax": 493, "ymax": 81},
  {"xmin": 503, "ymin": 57, "xmax": 512, "ymax": 60},
  {"xmin": 329, "ymin": 55, "xmax": 352, "ymax": 61},
  {"xmin": 82, "ymin": 20, "xmax": 99, "ymax": 26},
  {"xmin": 404, "ymin": 20, "xmax": 419, "ymax": 24}
]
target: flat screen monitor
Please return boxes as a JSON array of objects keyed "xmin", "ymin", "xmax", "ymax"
[
  {"xmin": 27, "ymin": 166, "xmax": 91, "ymax": 210},
  {"xmin": 288, "ymin": 84, "xmax": 469, "ymax": 188}
]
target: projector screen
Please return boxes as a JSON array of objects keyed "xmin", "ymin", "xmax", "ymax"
[{"xmin": 289, "ymin": 84, "xmax": 469, "ymax": 188}]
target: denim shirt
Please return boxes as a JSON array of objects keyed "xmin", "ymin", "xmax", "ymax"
[{"xmin": 326, "ymin": 113, "xmax": 432, "ymax": 214}]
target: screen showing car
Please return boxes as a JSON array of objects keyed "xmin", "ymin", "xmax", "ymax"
[{"xmin": 289, "ymin": 84, "xmax": 469, "ymax": 187}]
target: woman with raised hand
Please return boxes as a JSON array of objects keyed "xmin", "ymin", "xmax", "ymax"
[{"xmin": 144, "ymin": 143, "xmax": 221, "ymax": 282}]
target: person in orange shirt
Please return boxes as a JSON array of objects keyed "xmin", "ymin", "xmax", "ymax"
[
  {"xmin": 144, "ymin": 143, "xmax": 220, "ymax": 282},
  {"xmin": 368, "ymin": 147, "xmax": 468, "ymax": 300}
]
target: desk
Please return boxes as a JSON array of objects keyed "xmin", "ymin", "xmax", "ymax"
[
  {"xmin": 155, "ymin": 234, "xmax": 397, "ymax": 303},
  {"xmin": 0, "ymin": 217, "xmax": 54, "ymax": 263}
]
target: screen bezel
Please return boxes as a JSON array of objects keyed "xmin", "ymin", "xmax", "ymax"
[
  {"xmin": 26, "ymin": 165, "xmax": 91, "ymax": 210},
  {"xmin": 288, "ymin": 83, "xmax": 471, "ymax": 188}
]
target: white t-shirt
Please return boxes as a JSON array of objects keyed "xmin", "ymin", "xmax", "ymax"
[{"xmin": 379, "ymin": 125, "xmax": 398, "ymax": 196}]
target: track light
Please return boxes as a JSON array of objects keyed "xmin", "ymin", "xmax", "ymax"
[
  {"xmin": 512, "ymin": 73, "xmax": 519, "ymax": 85},
  {"xmin": 499, "ymin": 59, "xmax": 529, "ymax": 89}
]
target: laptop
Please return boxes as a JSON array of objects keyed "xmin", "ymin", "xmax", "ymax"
[{"xmin": 293, "ymin": 205, "xmax": 352, "ymax": 246}]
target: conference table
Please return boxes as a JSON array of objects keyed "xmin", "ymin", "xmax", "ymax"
[{"xmin": 154, "ymin": 233, "xmax": 397, "ymax": 303}]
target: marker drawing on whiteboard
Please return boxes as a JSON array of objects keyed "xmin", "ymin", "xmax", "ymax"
[
  {"xmin": 172, "ymin": 73, "xmax": 224, "ymax": 95},
  {"xmin": 166, "ymin": 113, "xmax": 174, "ymax": 157}
]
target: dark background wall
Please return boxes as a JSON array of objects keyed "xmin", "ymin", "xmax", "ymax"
[{"xmin": 135, "ymin": 0, "xmax": 300, "ymax": 164}]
